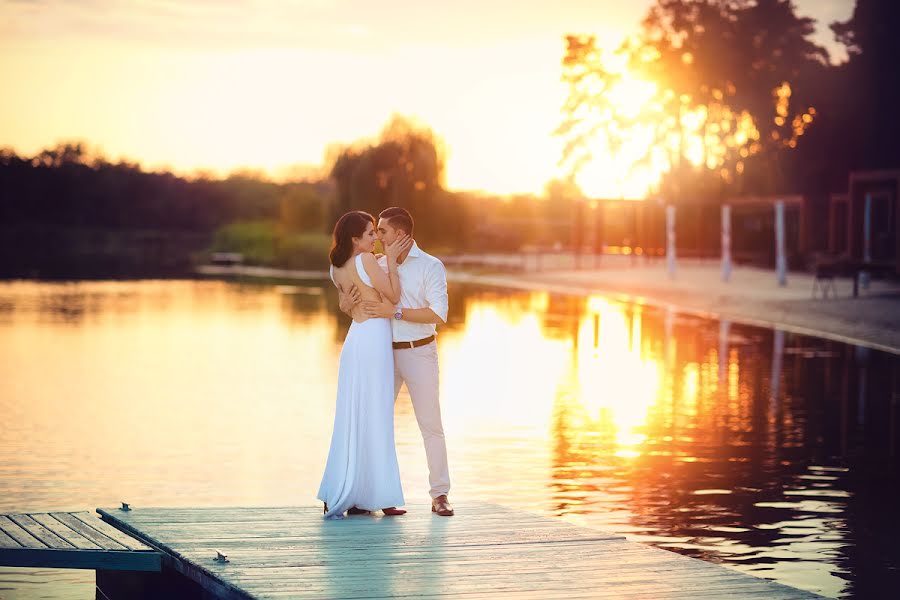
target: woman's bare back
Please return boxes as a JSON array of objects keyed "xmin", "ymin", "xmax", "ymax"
[{"xmin": 332, "ymin": 254, "xmax": 387, "ymax": 323}]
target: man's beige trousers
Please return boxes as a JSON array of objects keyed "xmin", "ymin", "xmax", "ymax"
[{"xmin": 393, "ymin": 341, "xmax": 450, "ymax": 498}]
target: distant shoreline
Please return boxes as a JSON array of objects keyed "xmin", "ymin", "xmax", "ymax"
[{"xmin": 190, "ymin": 262, "xmax": 900, "ymax": 356}]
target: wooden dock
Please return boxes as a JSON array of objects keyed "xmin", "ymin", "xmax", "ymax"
[
  {"xmin": 0, "ymin": 511, "xmax": 160, "ymax": 571},
  {"xmin": 84, "ymin": 503, "xmax": 829, "ymax": 599}
]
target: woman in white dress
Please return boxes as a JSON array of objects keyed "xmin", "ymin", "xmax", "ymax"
[{"xmin": 318, "ymin": 211, "xmax": 412, "ymax": 519}]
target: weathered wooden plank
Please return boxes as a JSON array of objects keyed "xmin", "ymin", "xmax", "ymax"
[
  {"xmin": 174, "ymin": 552, "xmax": 658, "ymax": 574},
  {"xmin": 0, "ymin": 516, "xmax": 47, "ymax": 549},
  {"xmin": 112, "ymin": 515, "xmax": 605, "ymax": 530},
  {"xmin": 95, "ymin": 513, "xmax": 623, "ymax": 542},
  {"xmin": 169, "ymin": 540, "xmax": 652, "ymax": 563},
  {"xmin": 211, "ymin": 572, "xmax": 812, "ymax": 600},
  {"xmin": 98, "ymin": 504, "xmax": 554, "ymax": 520},
  {"xmin": 105, "ymin": 509, "xmax": 570, "ymax": 526},
  {"xmin": 119, "ymin": 519, "xmax": 571, "ymax": 535},
  {"xmin": 0, "ymin": 527, "xmax": 21, "ymax": 549},
  {"xmin": 117, "ymin": 529, "xmax": 623, "ymax": 549},
  {"xmin": 51, "ymin": 512, "xmax": 129, "ymax": 550},
  {"xmin": 242, "ymin": 576, "xmax": 813, "ymax": 599},
  {"xmin": 196, "ymin": 550, "xmax": 821, "ymax": 598},
  {"xmin": 8, "ymin": 514, "xmax": 75, "ymax": 549},
  {"xmin": 165, "ymin": 540, "xmax": 645, "ymax": 561},
  {"xmin": 215, "ymin": 561, "xmax": 763, "ymax": 586},
  {"xmin": 30, "ymin": 513, "xmax": 102, "ymax": 549},
  {"xmin": 70, "ymin": 511, "xmax": 156, "ymax": 551}
]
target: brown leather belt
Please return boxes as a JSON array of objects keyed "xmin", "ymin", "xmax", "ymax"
[{"xmin": 393, "ymin": 335, "xmax": 435, "ymax": 350}]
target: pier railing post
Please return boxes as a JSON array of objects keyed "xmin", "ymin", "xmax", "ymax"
[
  {"xmin": 721, "ymin": 204, "xmax": 732, "ymax": 282},
  {"xmin": 775, "ymin": 200, "xmax": 787, "ymax": 286},
  {"xmin": 860, "ymin": 192, "xmax": 872, "ymax": 290},
  {"xmin": 666, "ymin": 205, "xmax": 676, "ymax": 279}
]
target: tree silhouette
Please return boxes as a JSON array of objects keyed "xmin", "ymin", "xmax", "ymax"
[
  {"xmin": 558, "ymin": 0, "xmax": 827, "ymax": 203},
  {"xmin": 329, "ymin": 114, "xmax": 446, "ymax": 236},
  {"xmin": 830, "ymin": 0, "xmax": 900, "ymax": 170}
]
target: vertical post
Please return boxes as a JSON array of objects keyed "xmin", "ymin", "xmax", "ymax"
[
  {"xmin": 721, "ymin": 204, "xmax": 732, "ymax": 282},
  {"xmin": 718, "ymin": 319, "xmax": 731, "ymax": 381},
  {"xmin": 860, "ymin": 193, "xmax": 872, "ymax": 290},
  {"xmin": 595, "ymin": 201, "xmax": 604, "ymax": 267},
  {"xmin": 666, "ymin": 205, "xmax": 676, "ymax": 279},
  {"xmin": 573, "ymin": 199, "xmax": 584, "ymax": 270},
  {"xmin": 664, "ymin": 307, "xmax": 675, "ymax": 374},
  {"xmin": 775, "ymin": 200, "xmax": 787, "ymax": 286},
  {"xmin": 770, "ymin": 329, "xmax": 785, "ymax": 412}
]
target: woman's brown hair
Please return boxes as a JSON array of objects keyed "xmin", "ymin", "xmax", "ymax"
[{"xmin": 329, "ymin": 211, "xmax": 376, "ymax": 267}]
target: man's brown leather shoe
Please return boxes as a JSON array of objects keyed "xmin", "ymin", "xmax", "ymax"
[{"xmin": 432, "ymin": 495, "xmax": 454, "ymax": 516}]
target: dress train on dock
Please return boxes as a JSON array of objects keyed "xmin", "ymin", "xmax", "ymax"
[{"xmin": 317, "ymin": 315, "xmax": 404, "ymax": 519}]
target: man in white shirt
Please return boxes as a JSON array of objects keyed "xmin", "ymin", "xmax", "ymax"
[{"xmin": 338, "ymin": 207, "xmax": 453, "ymax": 516}]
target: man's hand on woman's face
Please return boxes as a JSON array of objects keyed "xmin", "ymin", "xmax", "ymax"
[{"xmin": 384, "ymin": 234, "xmax": 413, "ymax": 263}]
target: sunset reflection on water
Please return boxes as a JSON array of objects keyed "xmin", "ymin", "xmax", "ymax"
[{"xmin": 1, "ymin": 280, "xmax": 897, "ymax": 599}]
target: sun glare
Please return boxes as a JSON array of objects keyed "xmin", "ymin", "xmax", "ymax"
[
  {"xmin": 574, "ymin": 297, "xmax": 661, "ymax": 456},
  {"xmin": 561, "ymin": 36, "xmax": 791, "ymax": 200}
]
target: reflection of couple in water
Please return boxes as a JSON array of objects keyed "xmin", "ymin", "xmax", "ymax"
[{"xmin": 317, "ymin": 207, "xmax": 454, "ymax": 519}]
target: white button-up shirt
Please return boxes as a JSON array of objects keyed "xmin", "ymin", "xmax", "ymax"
[{"xmin": 378, "ymin": 242, "xmax": 448, "ymax": 342}]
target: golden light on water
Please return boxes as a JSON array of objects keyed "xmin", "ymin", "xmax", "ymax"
[
  {"xmin": 440, "ymin": 294, "xmax": 569, "ymax": 431},
  {"xmin": 439, "ymin": 292, "xmax": 666, "ymax": 460},
  {"xmin": 574, "ymin": 298, "xmax": 661, "ymax": 458}
]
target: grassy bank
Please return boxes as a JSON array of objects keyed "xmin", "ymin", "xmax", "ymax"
[{"xmin": 204, "ymin": 221, "xmax": 331, "ymax": 270}]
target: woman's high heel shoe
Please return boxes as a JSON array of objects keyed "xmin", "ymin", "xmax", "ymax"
[
  {"xmin": 382, "ymin": 507, "xmax": 406, "ymax": 516},
  {"xmin": 323, "ymin": 502, "xmax": 328, "ymax": 515}
]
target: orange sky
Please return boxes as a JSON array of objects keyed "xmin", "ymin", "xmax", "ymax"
[{"xmin": 0, "ymin": 0, "xmax": 854, "ymax": 197}]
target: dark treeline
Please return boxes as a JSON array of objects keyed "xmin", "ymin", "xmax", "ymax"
[
  {"xmin": 0, "ymin": 144, "xmax": 333, "ymax": 276},
  {"xmin": 0, "ymin": 133, "xmax": 576, "ymax": 277},
  {"xmin": 0, "ymin": 144, "xmax": 331, "ymax": 231}
]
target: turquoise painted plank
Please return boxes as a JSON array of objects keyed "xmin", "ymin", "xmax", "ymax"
[{"xmin": 0, "ymin": 547, "xmax": 161, "ymax": 571}]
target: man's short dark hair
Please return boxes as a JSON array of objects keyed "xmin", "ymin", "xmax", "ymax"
[{"xmin": 379, "ymin": 207, "xmax": 414, "ymax": 236}]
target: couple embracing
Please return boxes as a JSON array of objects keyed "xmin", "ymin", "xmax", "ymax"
[{"xmin": 317, "ymin": 207, "xmax": 453, "ymax": 519}]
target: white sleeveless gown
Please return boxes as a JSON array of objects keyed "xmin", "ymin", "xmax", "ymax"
[{"xmin": 317, "ymin": 253, "xmax": 404, "ymax": 519}]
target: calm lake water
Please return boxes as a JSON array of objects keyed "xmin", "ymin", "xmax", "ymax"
[{"xmin": 1, "ymin": 279, "xmax": 898, "ymax": 599}]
